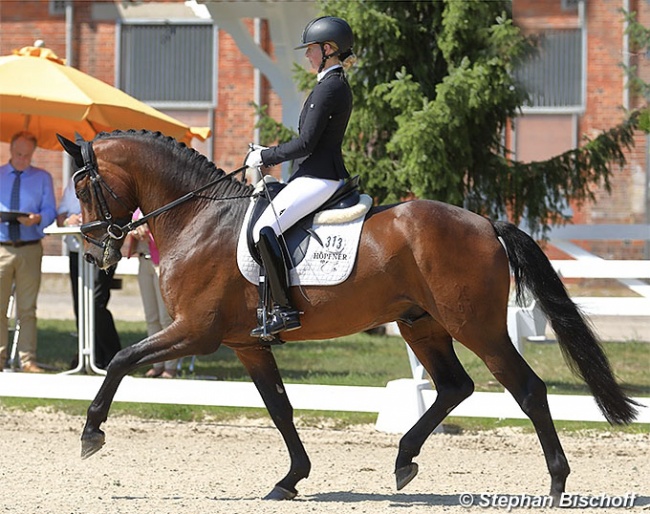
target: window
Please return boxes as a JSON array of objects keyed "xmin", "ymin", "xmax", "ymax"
[
  {"xmin": 119, "ymin": 23, "xmax": 216, "ymax": 107},
  {"xmin": 561, "ymin": 0, "xmax": 580, "ymax": 11},
  {"xmin": 516, "ymin": 29, "xmax": 583, "ymax": 110},
  {"xmin": 49, "ymin": 0, "xmax": 66, "ymax": 16}
]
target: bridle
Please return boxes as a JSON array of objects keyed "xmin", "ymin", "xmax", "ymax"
[
  {"xmin": 72, "ymin": 139, "xmax": 134, "ymax": 250},
  {"xmin": 72, "ymin": 138, "xmax": 249, "ymax": 251}
]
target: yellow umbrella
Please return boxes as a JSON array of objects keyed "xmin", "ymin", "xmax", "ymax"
[{"xmin": 0, "ymin": 46, "xmax": 211, "ymax": 150}]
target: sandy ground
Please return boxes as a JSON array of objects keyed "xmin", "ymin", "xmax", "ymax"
[{"xmin": 0, "ymin": 407, "xmax": 647, "ymax": 514}]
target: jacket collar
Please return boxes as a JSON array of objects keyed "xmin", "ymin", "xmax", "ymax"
[{"xmin": 317, "ymin": 64, "xmax": 343, "ymax": 82}]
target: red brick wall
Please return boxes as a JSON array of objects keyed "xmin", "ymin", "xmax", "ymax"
[
  {"xmin": 0, "ymin": 0, "xmax": 282, "ymax": 256},
  {"xmin": 514, "ymin": 0, "xmax": 648, "ymax": 258}
]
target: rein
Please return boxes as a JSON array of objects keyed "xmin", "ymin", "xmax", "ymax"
[{"xmin": 73, "ymin": 138, "xmax": 250, "ymax": 250}]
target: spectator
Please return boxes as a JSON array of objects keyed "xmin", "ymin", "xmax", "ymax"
[
  {"xmin": 57, "ymin": 178, "xmax": 122, "ymax": 370},
  {"xmin": 0, "ymin": 131, "xmax": 57, "ymax": 372},
  {"xmin": 125, "ymin": 209, "xmax": 177, "ymax": 378}
]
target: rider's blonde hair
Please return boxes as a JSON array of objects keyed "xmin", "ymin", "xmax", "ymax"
[{"xmin": 325, "ymin": 41, "xmax": 357, "ymax": 71}]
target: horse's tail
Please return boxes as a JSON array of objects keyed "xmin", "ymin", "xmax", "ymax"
[{"xmin": 492, "ymin": 220, "xmax": 639, "ymax": 425}]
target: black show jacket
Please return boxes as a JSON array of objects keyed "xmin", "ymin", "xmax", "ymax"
[{"xmin": 261, "ymin": 67, "xmax": 352, "ymax": 182}]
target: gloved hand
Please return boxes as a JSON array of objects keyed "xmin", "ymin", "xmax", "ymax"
[{"xmin": 245, "ymin": 144, "xmax": 268, "ymax": 169}]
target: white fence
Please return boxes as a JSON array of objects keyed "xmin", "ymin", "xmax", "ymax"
[{"xmin": 1, "ymin": 225, "xmax": 647, "ymax": 433}]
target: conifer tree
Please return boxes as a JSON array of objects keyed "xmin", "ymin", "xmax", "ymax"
[{"xmin": 258, "ymin": 0, "xmax": 642, "ymax": 235}]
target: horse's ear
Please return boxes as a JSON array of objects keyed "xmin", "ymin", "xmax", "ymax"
[{"xmin": 56, "ymin": 134, "xmax": 84, "ymax": 168}]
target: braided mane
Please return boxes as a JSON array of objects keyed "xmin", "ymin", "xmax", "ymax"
[{"xmin": 94, "ymin": 129, "xmax": 254, "ymax": 197}]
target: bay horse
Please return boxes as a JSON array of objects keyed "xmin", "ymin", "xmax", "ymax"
[{"xmin": 57, "ymin": 130, "xmax": 638, "ymax": 502}]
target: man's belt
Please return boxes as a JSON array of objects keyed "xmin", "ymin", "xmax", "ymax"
[{"xmin": 0, "ymin": 240, "xmax": 40, "ymax": 248}]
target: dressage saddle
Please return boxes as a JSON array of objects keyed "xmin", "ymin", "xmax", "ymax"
[{"xmin": 245, "ymin": 175, "xmax": 361, "ymax": 268}]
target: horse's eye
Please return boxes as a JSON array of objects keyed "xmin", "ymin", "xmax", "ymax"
[{"xmin": 76, "ymin": 187, "xmax": 90, "ymax": 203}]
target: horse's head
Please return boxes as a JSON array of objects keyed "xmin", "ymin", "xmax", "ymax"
[{"xmin": 57, "ymin": 134, "xmax": 136, "ymax": 270}]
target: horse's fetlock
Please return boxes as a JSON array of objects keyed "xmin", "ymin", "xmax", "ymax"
[{"xmin": 395, "ymin": 446, "xmax": 418, "ymax": 469}]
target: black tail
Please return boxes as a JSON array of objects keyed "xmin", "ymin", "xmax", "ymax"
[{"xmin": 492, "ymin": 220, "xmax": 639, "ymax": 425}]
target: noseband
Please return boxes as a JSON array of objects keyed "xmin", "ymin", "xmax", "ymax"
[
  {"xmin": 72, "ymin": 139, "xmax": 133, "ymax": 250},
  {"xmin": 72, "ymin": 138, "xmax": 250, "ymax": 251}
]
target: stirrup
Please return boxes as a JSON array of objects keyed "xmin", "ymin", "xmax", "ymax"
[{"xmin": 250, "ymin": 308, "xmax": 301, "ymax": 338}]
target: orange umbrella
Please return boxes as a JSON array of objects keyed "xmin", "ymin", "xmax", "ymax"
[{"xmin": 0, "ymin": 46, "xmax": 211, "ymax": 150}]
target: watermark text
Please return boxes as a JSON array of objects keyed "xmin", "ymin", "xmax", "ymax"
[{"xmin": 458, "ymin": 492, "xmax": 637, "ymax": 510}]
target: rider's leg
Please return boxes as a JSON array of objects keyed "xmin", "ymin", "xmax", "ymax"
[
  {"xmin": 250, "ymin": 227, "xmax": 302, "ymax": 338},
  {"xmin": 252, "ymin": 177, "xmax": 343, "ymax": 242},
  {"xmin": 250, "ymin": 177, "xmax": 341, "ymax": 339}
]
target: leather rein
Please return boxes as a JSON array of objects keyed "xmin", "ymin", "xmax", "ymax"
[{"xmin": 72, "ymin": 139, "xmax": 249, "ymax": 250}]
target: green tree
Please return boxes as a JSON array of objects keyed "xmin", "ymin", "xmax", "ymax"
[
  {"xmin": 622, "ymin": 8, "xmax": 650, "ymax": 133},
  {"xmin": 257, "ymin": 0, "xmax": 640, "ymax": 235}
]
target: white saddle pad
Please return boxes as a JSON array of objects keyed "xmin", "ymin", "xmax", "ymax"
[{"xmin": 237, "ymin": 195, "xmax": 372, "ymax": 286}]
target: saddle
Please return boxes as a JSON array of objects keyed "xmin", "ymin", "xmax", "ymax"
[{"xmin": 246, "ymin": 176, "xmax": 362, "ymax": 268}]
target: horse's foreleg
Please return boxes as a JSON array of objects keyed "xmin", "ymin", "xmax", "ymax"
[
  {"xmin": 234, "ymin": 345, "xmax": 311, "ymax": 501},
  {"xmin": 82, "ymin": 323, "xmax": 193, "ymax": 459},
  {"xmin": 395, "ymin": 317, "xmax": 474, "ymax": 491},
  {"xmin": 478, "ymin": 337, "xmax": 570, "ymax": 502}
]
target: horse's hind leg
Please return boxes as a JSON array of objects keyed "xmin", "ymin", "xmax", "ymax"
[
  {"xmin": 476, "ymin": 335, "xmax": 570, "ymax": 501},
  {"xmin": 395, "ymin": 316, "xmax": 474, "ymax": 490},
  {"xmin": 234, "ymin": 345, "xmax": 311, "ymax": 501}
]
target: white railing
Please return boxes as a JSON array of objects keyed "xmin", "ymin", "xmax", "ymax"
[{"xmin": 41, "ymin": 255, "xmax": 138, "ymax": 275}]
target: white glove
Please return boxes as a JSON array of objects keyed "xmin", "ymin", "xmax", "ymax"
[
  {"xmin": 245, "ymin": 149, "xmax": 263, "ymax": 169},
  {"xmin": 245, "ymin": 144, "xmax": 267, "ymax": 169}
]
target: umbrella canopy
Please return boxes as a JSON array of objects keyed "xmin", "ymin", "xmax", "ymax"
[{"xmin": 0, "ymin": 46, "xmax": 211, "ymax": 150}]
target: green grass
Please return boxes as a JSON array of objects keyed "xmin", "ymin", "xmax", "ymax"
[
  {"xmin": 34, "ymin": 320, "xmax": 650, "ymax": 395},
  {"xmin": 3, "ymin": 319, "xmax": 647, "ymax": 432}
]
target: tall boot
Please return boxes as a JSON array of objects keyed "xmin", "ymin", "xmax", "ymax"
[{"xmin": 250, "ymin": 227, "xmax": 302, "ymax": 338}]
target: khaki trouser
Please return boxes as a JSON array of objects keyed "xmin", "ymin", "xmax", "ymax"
[
  {"xmin": 0, "ymin": 242, "xmax": 43, "ymax": 366},
  {"xmin": 137, "ymin": 254, "xmax": 176, "ymax": 372}
]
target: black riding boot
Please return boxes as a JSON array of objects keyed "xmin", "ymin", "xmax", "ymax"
[{"xmin": 250, "ymin": 227, "xmax": 302, "ymax": 338}]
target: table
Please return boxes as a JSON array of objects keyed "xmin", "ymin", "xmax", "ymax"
[{"xmin": 44, "ymin": 226, "xmax": 106, "ymax": 375}]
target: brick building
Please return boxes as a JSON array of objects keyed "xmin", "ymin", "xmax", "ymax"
[
  {"xmin": 512, "ymin": 0, "xmax": 649, "ymax": 258},
  {"xmin": 0, "ymin": 0, "xmax": 647, "ymax": 259}
]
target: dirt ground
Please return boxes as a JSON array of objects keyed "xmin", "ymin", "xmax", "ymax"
[{"xmin": 0, "ymin": 407, "xmax": 647, "ymax": 514}]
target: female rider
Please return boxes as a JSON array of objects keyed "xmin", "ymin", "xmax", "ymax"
[{"xmin": 245, "ymin": 16, "xmax": 355, "ymax": 339}]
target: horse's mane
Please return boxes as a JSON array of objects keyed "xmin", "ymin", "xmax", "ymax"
[{"xmin": 94, "ymin": 129, "xmax": 254, "ymax": 197}]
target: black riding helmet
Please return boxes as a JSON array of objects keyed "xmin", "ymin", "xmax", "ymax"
[{"xmin": 295, "ymin": 16, "xmax": 354, "ymax": 72}]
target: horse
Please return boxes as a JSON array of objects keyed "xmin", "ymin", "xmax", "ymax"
[{"xmin": 57, "ymin": 130, "xmax": 638, "ymax": 502}]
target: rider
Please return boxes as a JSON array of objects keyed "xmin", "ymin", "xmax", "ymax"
[{"xmin": 245, "ymin": 16, "xmax": 356, "ymax": 339}]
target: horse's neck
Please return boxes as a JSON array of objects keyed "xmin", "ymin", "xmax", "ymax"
[{"xmin": 145, "ymin": 190, "xmax": 248, "ymax": 261}]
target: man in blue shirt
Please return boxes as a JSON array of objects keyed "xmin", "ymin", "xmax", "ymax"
[{"xmin": 0, "ymin": 131, "xmax": 57, "ymax": 372}]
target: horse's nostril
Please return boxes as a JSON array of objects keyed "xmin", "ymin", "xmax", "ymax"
[{"xmin": 84, "ymin": 253, "xmax": 95, "ymax": 264}]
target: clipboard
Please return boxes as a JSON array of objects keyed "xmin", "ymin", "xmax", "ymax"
[{"xmin": 0, "ymin": 210, "xmax": 30, "ymax": 222}]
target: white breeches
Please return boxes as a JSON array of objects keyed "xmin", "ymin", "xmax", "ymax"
[{"xmin": 253, "ymin": 176, "xmax": 343, "ymax": 243}]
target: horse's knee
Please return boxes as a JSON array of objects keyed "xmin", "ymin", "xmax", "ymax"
[
  {"xmin": 434, "ymin": 369, "xmax": 475, "ymax": 407},
  {"xmin": 105, "ymin": 345, "xmax": 139, "ymax": 373},
  {"xmin": 450, "ymin": 375, "xmax": 474, "ymax": 403}
]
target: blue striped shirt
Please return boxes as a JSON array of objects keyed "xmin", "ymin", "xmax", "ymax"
[{"xmin": 0, "ymin": 162, "xmax": 57, "ymax": 242}]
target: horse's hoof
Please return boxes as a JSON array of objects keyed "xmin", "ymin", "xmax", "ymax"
[
  {"xmin": 395, "ymin": 463, "xmax": 419, "ymax": 490},
  {"xmin": 263, "ymin": 485, "xmax": 297, "ymax": 500},
  {"xmin": 80, "ymin": 431, "xmax": 105, "ymax": 459}
]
